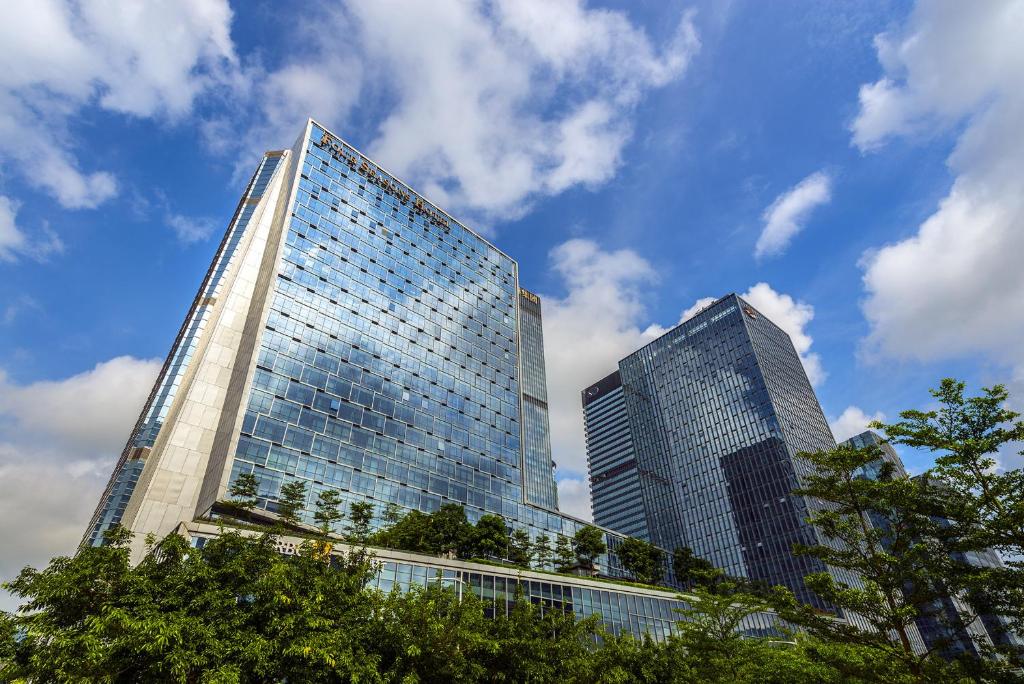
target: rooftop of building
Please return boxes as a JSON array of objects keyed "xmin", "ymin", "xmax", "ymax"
[{"xmin": 305, "ymin": 118, "xmax": 517, "ymax": 266}]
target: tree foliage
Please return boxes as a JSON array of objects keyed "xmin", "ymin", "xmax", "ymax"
[
  {"xmin": 228, "ymin": 472, "xmax": 260, "ymax": 511},
  {"xmin": 276, "ymin": 478, "xmax": 307, "ymax": 527},
  {"xmin": 778, "ymin": 442, "xmax": 942, "ymax": 675},
  {"xmin": 773, "ymin": 378, "xmax": 1024, "ymax": 678},
  {"xmin": 573, "ymin": 526, "xmax": 607, "ymax": 571},
  {"xmin": 881, "ymin": 379, "xmax": 1024, "ymax": 639},
  {"xmin": 533, "ymin": 533, "xmax": 553, "ymax": 569},
  {"xmin": 2, "ymin": 524, "xmax": 946, "ymax": 683},
  {"xmin": 554, "ymin": 535, "xmax": 576, "ymax": 573},
  {"xmin": 313, "ymin": 489, "xmax": 345, "ymax": 536},
  {"xmin": 508, "ymin": 528, "xmax": 533, "ymax": 568},
  {"xmin": 346, "ymin": 500, "xmax": 374, "ymax": 544},
  {"xmin": 472, "ymin": 514, "xmax": 509, "ymax": 560},
  {"xmin": 672, "ymin": 546, "xmax": 717, "ymax": 586},
  {"xmin": 616, "ymin": 537, "xmax": 665, "ymax": 585}
]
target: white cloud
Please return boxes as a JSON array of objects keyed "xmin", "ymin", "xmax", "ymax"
[
  {"xmin": 556, "ymin": 476, "xmax": 593, "ymax": 522},
  {"xmin": 0, "ymin": 195, "xmax": 64, "ymax": 262},
  {"xmin": 348, "ymin": 0, "xmax": 698, "ymax": 220},
  {"xmin": 741, "ymin": 283, "xmax": 826, "ymax": 386},
  {"xmin": 680, "ymin": 296, "xmax": 718, "ymax": 323},
  {"xmin": 829, "ymin": 406, "xmax": 885, "ymax": 443},
  {"xmin": 0, "ymin": 356, "xmax": 160, "ymax": 610},
  {"xmin": 541, "ymin": 239, "xmax": 662, "ymax": 479},
  {"xmin": 166, "ymin": 213, "xmax": 218, "ymax": 245},
  {"xmin": 2, "ymin": 295, "xmax": 42, "ymax": 326},
  {"xmin": 1, "ymin": 0, "xmax": 693, "ymax": 249},
  {"xmin": 0, "ymin": 195, "xmax": 28, "ymax": 261},
  {"xmin": 854, "ymin": 0, "xmax": 1024, "ymax": 431},
  {"xmin": 755, "ymin": 171, "xmax": 832, "ymax": 259},
  {"xmin": 0, "ymin": 356, "xmax": 160, "ymax": 455},
  {"xmin": 207, "ymin": 7, "xmax": 364, "ymax": 176},
  {"xmin": 0, "ymin": 0, "xmax": 236, "ymax": 211},
  {"xmin": 679, "ymin": 283, "xmax": 826, "ymax": 386}
]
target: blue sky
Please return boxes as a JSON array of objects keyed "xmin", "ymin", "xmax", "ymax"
[{"xmin": 1, "ymin": 0, "xmax": 1022, "ymax": 593}]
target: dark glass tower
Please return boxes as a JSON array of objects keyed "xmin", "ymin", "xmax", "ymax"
[
  {"xmin": 517, "ymin": 287, "xmax": 559, "ymax": 510},
  {"xmin": 589, "ymin": 294, "xmax": 855, "ymax": 610},
  {"xmin": 583, "ymin": 371, "xmax": 649, "ymax": 540}
]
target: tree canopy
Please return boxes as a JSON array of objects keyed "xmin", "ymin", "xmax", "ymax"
[{"xmin": 3, "ymin": 377, "xmax": 1022, "ymax": 682}]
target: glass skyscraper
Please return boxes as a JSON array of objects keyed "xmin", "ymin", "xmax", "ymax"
[
  {"xmin": 84, "ymin": 120, "xmax": 618, "ymax": 574},
  {"xmin": 585, "ymin": 294, "xmax": 859, "ymax": 611},
  {"xmin": 517, "ymin": 287, "xmax": 559, "ymax": 510},
  {"xmin": 583, "ymin": 371, "xmax": 649, "ymax": 540}
]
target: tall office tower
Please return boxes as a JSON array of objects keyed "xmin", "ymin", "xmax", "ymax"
[
  {"xmin": 84, "ymin": 120, "xmax": 617, "ymax": 564},
  {"xmin": 585, "ymin": 294, "xmax": 858, "ymax": 610},
  {"xmin": 517, "ymin": 288, "xmax": 559, "ymax": 510},
  {"xmin": 583, "ymin": 371, "xmax": 649, "ymax": 540}
]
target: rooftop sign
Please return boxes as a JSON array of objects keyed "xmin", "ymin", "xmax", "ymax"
[{"xmin": 315, "ymin": 131, "xmax": 450, "ymax": 230}]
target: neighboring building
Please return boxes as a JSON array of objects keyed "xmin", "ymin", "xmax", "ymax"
[
  {"xmin": 841, "ymin": 431, "xmax": 1021, "ymax": 659},
  {"xmin": 181, "ymin": 520, "xmax": 786, "ymax": 642},
  {"xmin": 844, "ymin": 429, "xmax": 907, "ymax": 480},
  {"xmin": 85, "ymin": 120, "xmax": 633, "ymax": 578},
  {"xmin": 584, "ymin": 294, "xmax": 862, "ymax": 613},
  {"xmin": 583, "ymin": 371, "xmax": 649, "ymax": 540},
  {"xmin": 518, "ymin": 287, "xmax": 559, "ymax": 510},
  {"xmin": 909, "ymin": 473, "xmax": 1022, "ymax": 659}
]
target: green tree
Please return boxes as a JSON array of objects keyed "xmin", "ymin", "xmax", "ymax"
[
  {"xmin": 776, "ymin": 441, "xmax": 942, "ymax": 677},
  {"xmin": 508, "ymin": 528, "xmax": 533, "ymax": 568},
  {"xmin": 616, "ymin": 537, "xmax": 665, "ymax": 585},
  {"xmin": 383, "ymin": 502, "xmax": 403, "ymax": 526},
  {"xmin": 229, "ymin": 471, "xmax": 260, "ymax": 511},
  {"xmin": 372, "ymin": 581, "xmax": 494, "ymax": 682},
  {"xmin": 484, "ymin": 591, "xmax": 602, "ymax": 682},
  {"xmin": 473, "ymin": 514, "xmax": 509, "ymax": 560},
  {"xmin": 429, "ymin": 503, "xmax": 473, "ymax": 558},
  {"xmin": 1, "ymin": 525, "xmax": 381, "ymax": 682},
  {"xmin": 313, "ymin": 488, "xmax": 345, "ymax": 536},
  {"xmin": 881, "ymin": 379, "xmax": 1024, "ymax": 639},
  {"xmin": 672, "ymin": 546, "xmax": 718, "ymax": 586},
  {"xmin": 573, "ymin": 525, "xmax": 607, "ymax": 571},
  {"xmin": 774, "ymin": 379, "xmax": 1024, "ymax": 679},
  {"xmin": 0, "ymin": 518, "xmax": 970, "ymax": 683},
  {"xmin": 374, "ymin": 509, "xmax": 433, "ymax": 553},
  {"xmin": 346, "ymin": 500, "xmax": 374, "ymax": 544},
  {"xmin": 276, "ymin": 478, "xmax": 307, "ymax": 527},
  {"xmin": 532, "ymin": 533, "xmax": 552, "ymax": 569},
  {"xmin": 554, "ymin": 535, "xmax": 576, "ymax": 573}
]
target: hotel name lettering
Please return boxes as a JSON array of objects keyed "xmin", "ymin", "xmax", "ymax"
[
  {"xmin": 519, "ymin": 288, "xmax": 540, "ymax": 304},
  {"xmin": 317, "ymin": 131, "xmax": 450, "ymax": 229}
]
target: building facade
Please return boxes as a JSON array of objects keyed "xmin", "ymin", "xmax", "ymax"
[
  {"xmin": 85, "ymin": 120, "xmax": 626, "ymax": 576},
  {"xmin": 585, "ymin": 294, "xmax": 859, "ymax": 611},
  {"xmin": 517, "ymin": 288, "xmax": 559, "ymax": 510},
  {"xmin": 844, "ymin": 429, "xmax": 908, "ymax": 481},
  {"xmin": 583, "ymin": 371, "xmax": 649, "ymax": 540},
  {"xmin": 86, "ymin": 152, "xmax": 287, "ymax": 546}
]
